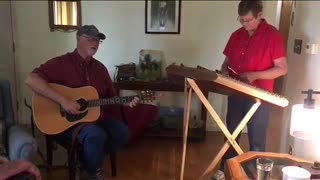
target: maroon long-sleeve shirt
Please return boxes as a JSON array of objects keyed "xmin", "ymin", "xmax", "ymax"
[{"xmin": 32, "ymin": 49, "xmax": 117, "ymax": 122}]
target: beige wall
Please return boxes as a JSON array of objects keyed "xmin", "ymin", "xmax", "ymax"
[
  {"xmin": 10, "ymin": 1, "xmax": 279, "ymax": 130},
  {"xmin": 0, "ymin": 1, "xmax": 17, "ymax": 120},
  {"xmin": 280, "ymin": 1, "xmax": 320, "ymax": 152}
]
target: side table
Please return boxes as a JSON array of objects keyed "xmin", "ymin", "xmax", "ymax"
[{"xmin": 226, "ymin": 151, "xmax": 320, "ymax": 179}]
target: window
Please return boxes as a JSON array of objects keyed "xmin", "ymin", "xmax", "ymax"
[{"xmin": 48, "ymin": 0, "xmax": 82, "ymax": 31}]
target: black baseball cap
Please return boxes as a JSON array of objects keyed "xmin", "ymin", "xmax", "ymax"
[{"xmin": 77, "ymin": 25, "xmax": 106, "ymax": 40}]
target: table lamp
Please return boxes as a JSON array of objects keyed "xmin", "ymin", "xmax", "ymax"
[{"xmin": 290, "ymin": 89, "xmax": 320, "ymax": 163}]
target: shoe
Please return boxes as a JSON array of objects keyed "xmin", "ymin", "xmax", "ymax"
[
  {"xmin": 212, "ymin": 170, "xmax": 225, "ymax": 180},
  {"xmin": 89, "ymin": 168, "xmax": 104, "ymax": 180},
  {"xmin": 74, "ymin": 162, "xmax": 81, "ymax": 180}
]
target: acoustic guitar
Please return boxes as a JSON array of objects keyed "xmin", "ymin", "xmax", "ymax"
[{"xmin": 32, "ymin": 83, "xmax": 155, "ymax": 135}]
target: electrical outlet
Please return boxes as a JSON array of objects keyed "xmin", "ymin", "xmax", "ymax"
[{"xmin": 294, "ymin": 39, "xmax": 302, "ymax": 54}]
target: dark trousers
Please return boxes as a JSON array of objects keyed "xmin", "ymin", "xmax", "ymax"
[
  {"xmin": 62, "ymin": 117, "xmax": 130, "ymax": 174},
  {"xmin": 220, "ymin": 95, "xmax": 270, "ymax": 171}
]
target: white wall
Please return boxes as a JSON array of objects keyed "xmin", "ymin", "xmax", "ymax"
[
  {"xmin": 280, "ymin": 1, "xmax": 320, "ymax": 152},
  {"xmin": 0, "ymin": 1, "xmax": 17, "ymax": 121},
  {"xmin": 11, "ymin": 1, "xmax": 279, "ymax": 130}
]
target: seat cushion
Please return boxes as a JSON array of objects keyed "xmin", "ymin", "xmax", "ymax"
[{"xmin": 53, "ymin": 134, "xmax": 83, "ymax": 150}]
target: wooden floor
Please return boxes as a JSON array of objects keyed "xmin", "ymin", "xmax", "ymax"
[{"xmin": 34, "ymin": 106, "xmax": 282, "ymax": 180}]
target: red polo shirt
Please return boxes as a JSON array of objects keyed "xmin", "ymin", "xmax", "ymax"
[
  {"xmin": 223, "ymin": 19, "xmax": 286, "ymax": 92},
  {"xmin": 33, "ymin": 49, "xmax": 117, "ymax": 121}
]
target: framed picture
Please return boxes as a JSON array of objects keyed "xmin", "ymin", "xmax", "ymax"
[{"xmin": 145, "ymin": 0, "xmax": 181, "ymax": 34}]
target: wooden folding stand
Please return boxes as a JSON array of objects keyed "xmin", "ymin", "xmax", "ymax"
[
  {"xmin": 164, "ymin": 64, "xmax": 289, "ymax": 180},
  {"xmin": 180, "ymin": 78, "xmax": 261, "ymax": 180}
]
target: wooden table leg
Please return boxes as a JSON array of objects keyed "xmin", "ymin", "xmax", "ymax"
[
  {"xmin": 180, "ymin": 78, "xmax": 193, "ymax": 180},
  {"xmin": 201, "ymin": 90, "xmax": 209, "ymax": 137}
]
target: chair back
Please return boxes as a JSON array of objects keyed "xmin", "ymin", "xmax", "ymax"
[
  {"xmin": 0, "ymin": 79, "xmax": 16, "ymax": 148},
  {"xmin": 0, "ymin": 79, "xmax": 15, "ymax": 128}
]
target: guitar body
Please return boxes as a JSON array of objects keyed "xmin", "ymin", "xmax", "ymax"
[{"xmin": 32, "ymin": 84, "xmax": 100, "ymax": 135}]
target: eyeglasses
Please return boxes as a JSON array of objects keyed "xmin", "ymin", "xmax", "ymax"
[
  {"xmin": 237, "ymin": 16, "xmax": 255, "ymax": 24},
  {"xmin": 81, "ymin": 35, "xmax": 103, "ymax": 44}
]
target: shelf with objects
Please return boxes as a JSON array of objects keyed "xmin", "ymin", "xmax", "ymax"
[
  {"xmin": 113, "ymin": 80, "xmax": 208, "ymax": 140},
  {"xmin": 113, "ymin": 50, "xmax": 209, "ymax": 140}
]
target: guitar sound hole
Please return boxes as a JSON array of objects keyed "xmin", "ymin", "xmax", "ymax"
[
  {"xmin": 77, "ymin": 98, "xmax": 88, "ymax": 111},
  {"xmin": 66, "ymin": 111, "xmax": 88, "ymax": 122},
  {"xmin": 65, "ymin": 98, "xmax": 88, "ymax": 122},
  {"xmin": 59, "ymin": 98, "xmax": 87, "ymax": 117}
]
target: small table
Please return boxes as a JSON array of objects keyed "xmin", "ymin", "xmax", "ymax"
[{"xmin": 226, "ymin": 151, "xmax": 320, "ymax": 180}]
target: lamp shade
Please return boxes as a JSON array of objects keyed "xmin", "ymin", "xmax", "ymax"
[
  {"xmin": 290, "ymin": 104, "xmax": 320, "ymax": 161},
  {"xmin": 291, "ymin": 104, "xmax": 320, "ymax": 138}
]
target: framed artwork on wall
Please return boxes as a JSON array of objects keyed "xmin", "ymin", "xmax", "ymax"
[
  {"xmin": 145, "ymin": 0, "xmax": 181, "ymax": 34},
  {"xmin": 48, "ymin": 0, "xmax": 82, "ymax": 31}
]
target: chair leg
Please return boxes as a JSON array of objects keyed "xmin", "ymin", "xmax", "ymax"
[
  {"xmin": 110, "ymin": 152, "xmax": 117, "ymax": 176},
  {"xmin": 45, "ymin": 136, "xmax": 53, "ymax": 172},
  {"xmin": 68, "ymin": 149, "xmax": 76, "ymax": 180}
]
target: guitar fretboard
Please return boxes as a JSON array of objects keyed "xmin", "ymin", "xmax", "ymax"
[{"xmin": 87, "ymin": 96, "xmax": 135, "ymax": 107}]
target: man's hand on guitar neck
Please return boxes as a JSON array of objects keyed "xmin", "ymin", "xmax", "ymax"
[
  {"xmin": 128, "ymin": 97, "xmax": 139, "ymax": 108},
  {"xmin": 60, "ymin": 98, "xmax": 81, "ymax": 114}
]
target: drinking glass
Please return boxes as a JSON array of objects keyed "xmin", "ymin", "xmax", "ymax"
[{"xmin": 256, "ymin": 158, "xmax": 274, "ymax": 180}]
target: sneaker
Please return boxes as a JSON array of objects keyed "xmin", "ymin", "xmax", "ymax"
[
  {"xmin": 74, "ymin": 162, "xmax": 81, "ymax": 180},
  {"xmin": 212, "ymin": 170, "xmax": 225, "ymax": 180},
  {"xmin": 89, "ymin": 168, "xmax": 104, "ymax": 180}
]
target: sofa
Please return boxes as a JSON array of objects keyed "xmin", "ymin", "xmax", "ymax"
[{"xmin": 0, "ymin": 79, "xmax": 37, "ymax": 161}]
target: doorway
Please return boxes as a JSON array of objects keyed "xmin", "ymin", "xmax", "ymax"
[
  {"xmin": 268, "ymin": 0, "xmax": 294, "ymax": 152},
  {"xmin": 0, "ymin": 1, "xmax": 18, "ymax": 121},
  {"xmin": 274, "ymin": 0, "xmax": 294, "ymax": 94}
]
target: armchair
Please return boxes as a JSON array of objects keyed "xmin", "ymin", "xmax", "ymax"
[{"xmin": 0, "ymin": 79, "xmax": 37, "ymax": 161}]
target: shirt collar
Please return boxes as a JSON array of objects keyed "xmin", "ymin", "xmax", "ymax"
[
  {"xmin": 255, "ymin": 19, "xmax": 268, "ymax": 33},
  {"xmin": 240, "ymin": 18, "xmax": 269, "ymax": 35},
  {"xmin": 71, "ymin": 49, "xmax": 93, "ymax": 66}
]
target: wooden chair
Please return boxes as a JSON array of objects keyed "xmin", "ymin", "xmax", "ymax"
[
  {"xmin": 45, "ymin": 134, "xmax": 117, "ymax": 179},
  {"xmin": 25, "ymin": 100, "xmax": 127, "ymax": 180}
]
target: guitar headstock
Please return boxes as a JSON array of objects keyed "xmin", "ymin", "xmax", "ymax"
[{"xmin": 138, "ymin": 90, "xmax": 156, "ymax": 103}]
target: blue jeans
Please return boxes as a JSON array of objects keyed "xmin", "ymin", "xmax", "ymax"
[
  {"xmin": 220, "ymin": 95, "xmax": 270, "ymax": 171},
  {"xmin": 62, "ymin": 117, "xmax": 130, "ymax": 174}
]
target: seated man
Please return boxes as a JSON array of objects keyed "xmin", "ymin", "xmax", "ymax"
[{"xmin": 25, "ymin": 25, "xmax": 139, "ymax": 180}]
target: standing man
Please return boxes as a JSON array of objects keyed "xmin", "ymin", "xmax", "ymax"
[
  {"xmin": 214, "ymin": 1, "xmax": 288, "ymax": 179},
  {"xmin": 25, "ymin": 25, "xmax": 139, "ymax": 180}
]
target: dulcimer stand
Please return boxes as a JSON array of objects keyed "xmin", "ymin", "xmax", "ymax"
[{"xmin": 165, "ymin": 64, "xmax": 289, "ymax": 180}]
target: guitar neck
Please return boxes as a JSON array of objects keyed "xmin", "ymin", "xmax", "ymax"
[{"xmin": 87, "ymin": 96, "xmax": 136, "ymax": 107}]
